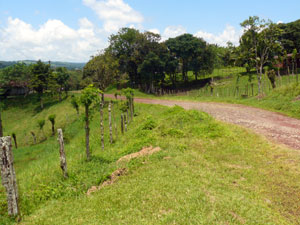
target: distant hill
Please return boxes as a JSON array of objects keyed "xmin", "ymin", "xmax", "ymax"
[{"xmin": 0, "ymin": 60, "xmax": 86, "ymax": 70}]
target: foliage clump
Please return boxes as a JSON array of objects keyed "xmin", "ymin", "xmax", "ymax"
[{"xmin": 141, "ymin": 116, "xmax": 157, "ymax": 130}]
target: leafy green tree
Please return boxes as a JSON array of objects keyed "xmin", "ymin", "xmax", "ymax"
[
  {"xmin": 236, "ymin": 34, "xmax": 256, "ymax": 73},
  {"xmin": 109, "ymin": 28, "xmax": 143, "ymax": 87},
  {"xmin": 165, "ymin": 34, "xmax": 213, "ymax": 82},
  {"xmin": 240, "ymin": 16, "xmax": 282, "ymax": 94},
  {"xmin": 191, "ymin": 44, "xmax": 215, "ymax": 80},
  {"xmin": 37, "ymin": 119, "xmax": 46, "ymax": 140},
  {"xmin": 0, "ymin": 63, "xmax": 30, "ymax": 97},
  {"xmin": 164, "ymin": 53, "xmax": 179, "ymax": 86},
  {"xmin": 71, "ymin": 96, "xmax": 80, "ymax": 115},
  {"xmin": 30, "ymin": 60, "xmax": 52, "ymax": 108},
  {"xmin": 80, "ymin": 84, "xmax": 100, "ymax": 161},
  {"xmin": 278, "ymin": 19, "xmax": 300, "ymax": 53},
  {"xmin": 283, "ymin": 50, "xmax": 290, "ymax": 76},
  {"xmin": 48, "ymin": 114, "xmax": 56, "ymax": 136},
  {"xmin": 291, "ymin": 49, "xmax": 297, "ymax": 77},
  {"xmin": 53, "ymin": 67, "xmax": 70, "ymax": 101},
  {"xmin": 83, "ymin": 51, "xmax": 118, "ymax": 91},
  {"xmin": 138, "ymin": 52, "xmax": 165, "ymax": 93},
  {"xmin": 37, "ymin": 119, "xmax": 45, "ymax": 130},
  {"xmin": 109, "ymin": 28, "xmax": 164, "ymax": 88},
  {"xmin": 68, "ymin": 70, "xmax": 83, "ymax": 90}
]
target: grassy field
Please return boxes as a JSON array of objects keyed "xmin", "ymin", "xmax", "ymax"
[{"xmin": 1, "ymin": 94, "xmax": 300, "ymax": 224}]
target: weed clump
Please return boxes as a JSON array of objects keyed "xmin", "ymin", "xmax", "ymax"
[{"xmin": 141, "ymin": 116, "xmax": 157, "ymax": 130}]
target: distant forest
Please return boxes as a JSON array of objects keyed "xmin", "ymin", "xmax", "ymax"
[{"xmin": 0, "ymin": 60, "xmax": 86, "ymax": 70}]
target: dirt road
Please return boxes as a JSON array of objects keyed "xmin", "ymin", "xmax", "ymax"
[{"xmin": 107, "ymin": 95, "xmax": 300, "ymax": 150}]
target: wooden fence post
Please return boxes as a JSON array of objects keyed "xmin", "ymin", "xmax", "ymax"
[
  {"xmin": 108, "ymin": 102, "xmax": 113, "ymax": 144},
  {"xmin": 121, "ymin": 114, "xmax": 124, "ymax": 134},
  {"xmin": 57, "ymin": 129, "xmax": 68, "ymax": 178},
  {"xmin": 0, "ymin": 136, "xmax": 19, "ymax": 216},
  {"xmin": 124, "ymin": 114, "xmax": 127, "ymax": 132},
  {"xmin": 100, "ymin": 102, "xmax": 104, "ymax": 150}
]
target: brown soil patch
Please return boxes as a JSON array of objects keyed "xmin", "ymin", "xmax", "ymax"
[
  {"xmin": 87, "ymin": 168, "xmax": 127, "ymax": 196},
  {"xmin": 225, "ymin": 163, "xmax": 252, "ymax": 170},
  {"xmin": 229, "ymin": 211, "xmax": 246, "ymax": 224},
  {"xmin": 293, "ymin": 95, "xmax": 300, "ymax": 101},
  {"xmin": 117, "ymin": 146, "xmax": 161, "ymax": 163}
]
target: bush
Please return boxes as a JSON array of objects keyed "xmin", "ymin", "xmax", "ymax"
[
  {"xmin": 37, "ymin": 119, "xmax": 45, "ymax": 130},
  {"xmin": 141, "ymin": 117, "xmax": 157, "ymax": 130},
  {"xmin": 48, "ymin": 114, "xmax": 56, "ymax": 124}
]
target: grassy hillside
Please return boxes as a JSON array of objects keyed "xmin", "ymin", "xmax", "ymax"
[{"xmin": 1, "ymin": 94, "xmax": 300, "ymax": 224}]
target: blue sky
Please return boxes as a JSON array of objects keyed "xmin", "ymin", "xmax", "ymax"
[{"xmin": 0, "ymin": 0, "xmax": 300, "ymax": 62}]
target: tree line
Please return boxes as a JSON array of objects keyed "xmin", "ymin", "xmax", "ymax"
[
  {"xmin": 83, "ymin": 29, "xmax": 216, "ymax": 94},
  {"xmin": 1, "ymin": 16, "xmax": 300, "ymax": 99},
  {"xmin": 0, "ymin": 60, "xmax": 84, "ymax": 108},
  {"xmin": 83, "ymin": 16, "xmax": 300, "ymax": 95}
]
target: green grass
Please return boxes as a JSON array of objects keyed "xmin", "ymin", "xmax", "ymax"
[
  {"xmin": 156, "ymin": 81, "xmax": 300, "ymax": 119},
  {"xmin": 1, "ymin": 94, "xmax": 300, "ymax": 224},
  {"xmin": 105, "ymin": 67, "xmax": 300, "ymax": 119}
]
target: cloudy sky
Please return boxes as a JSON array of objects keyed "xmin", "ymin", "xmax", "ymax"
[{"xmin": 0, "ymin": 0, "xmax": 299, "ymax": 62}]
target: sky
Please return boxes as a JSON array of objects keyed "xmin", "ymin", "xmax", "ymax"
[{"xmin": 0, "ymin": 0, "xmax": 300, "ymax": 62}]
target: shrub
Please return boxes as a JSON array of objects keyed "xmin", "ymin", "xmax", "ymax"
[{"xmin": 37, "ymin": 119, "xmax": 45, "ymax": 130}]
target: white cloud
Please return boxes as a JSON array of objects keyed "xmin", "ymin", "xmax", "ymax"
[
  {"xmin": 162, "ymin": 25, "xmax": 186, "ymax": 40},
  {"xmin": 83, "ymin": 0, "xmax": 143, "ymax": 32},
  {"xmin": 0, "ymin": 17, "xmax": 105, "ymax": 62},
  {"xmin": 195, "ymin": 25, "xmax": 242, "ymax": 46},
  {"xmin": 148, "ymin": 28, "xmax": 160, "ymax": 35}
]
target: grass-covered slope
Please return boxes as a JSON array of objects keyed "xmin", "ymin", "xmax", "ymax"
[{"xmin": 1, "ymin": 95, "xmax": 300, "ymax": 224}]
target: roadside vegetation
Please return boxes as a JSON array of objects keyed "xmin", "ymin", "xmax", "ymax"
[
  {"xmin": 1, "ymin": 15, "xmax": 300, "ymax": 225},
  {"xmin": 1, "ymin": 96, "xmax": 300, "ymax": 224}
]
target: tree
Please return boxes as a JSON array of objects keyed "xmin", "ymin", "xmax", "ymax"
[
  {"xmin": 109, "ymin": 28, "xmax": 165, "ymax": 88},
  {"xmin": 53, "ymin": 67, "xmax": 70, "ymax": 101},
  {"xmin": 138, "ymin": 52, "xmax": 165, "ymax": 93},
  {"xmin": 80, "ymin": 84, "xmax": 100, "ymax": 161},
  {"xmin": 0, "ymin": 63, "xmax": 30, "ymax": 97},
  {"xmin": 37, "ymin": 119, "xmax": 46, "ymax": 140},
  {"xmin": 109, "ymin": 28, "xmax": 143, "ymax": 87},
  {"xmin": 30, "ymin": 60, "xmax": 52, "ymax": 109},
  {"xmin": 164, "ymin": 53, "xmax": 179, "ymax": 86},
  {"xmin": 83, "ymin": 51, "xmax": 118, "ymax": 91},
  {"xmin": 240, "ymin": 16, "xmax": 282, "ymax": 94},
  {"xmin": 236, "ymin": 35, "xmax": 256, "ymax": 73},
  {"xmin": 71, "ymin": 96, "xmax": 80, "ymax": 115},
  {"xmin": 0, "ymin": 101, "xmax": 3, "ymax": 137},
  {"xmin": 191, "ymin": 44, "xmax": 215, "ymax": 80},
  {"xmin": 291, "ymin": 49, "xmax": 298, "ymax": 83},
  {"xmin": 283, "ymin": 50, "xmax": 290, "ymax": 77},
  {"xmin": 278, "ymin": 19, "xmax": 300, "ymax": 53},
  {"xmin": 165, "ymin": 34, "xmax": 213, "ymax": 82},
  {"xmin": 48, "ymin": 114, "xmax": 56, "ymax": 136}
]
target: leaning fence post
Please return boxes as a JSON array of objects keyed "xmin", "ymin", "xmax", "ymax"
[
  {"xmin": 57, "ymin": 129, "xmax": 68, "ymax": 178},
  {"xmin": 0, "ymin": 136, "xmax": 19, "ymax": 216}
]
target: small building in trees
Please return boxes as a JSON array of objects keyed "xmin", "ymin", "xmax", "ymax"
[
  {"xmin": 274, "ymin": 53, "xmax": 300, "ymax": 71},
  {"xmin": 0, "ymin": 81, "xmax": 29, "ymax": 97}
]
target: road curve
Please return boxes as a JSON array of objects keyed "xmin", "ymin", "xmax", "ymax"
[{"xmin": 106, "ymin": 94, "xmax": 300, "ymax": 150}]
